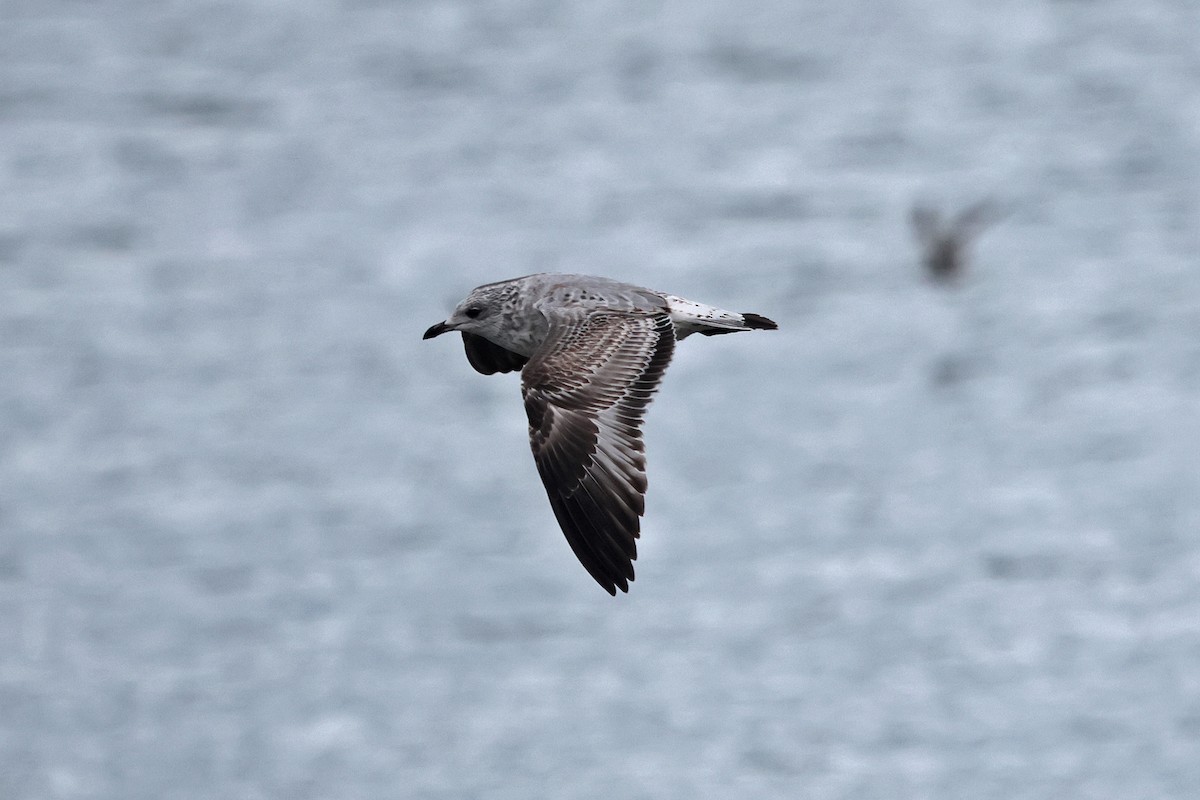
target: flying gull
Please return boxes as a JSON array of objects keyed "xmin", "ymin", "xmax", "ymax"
[
  {"xmin": 910, "ymin": 199, "xmax": 1000, "ymax": 284},
  {"xmin": 423, "ymin": 273, "xmax": 777, "ymax": 595}
]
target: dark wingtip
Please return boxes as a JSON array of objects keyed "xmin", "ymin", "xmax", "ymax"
[
  {"xmin": 742, "ymin": 312, "xmax": 778, "ymax": 331},
  {"xmin": 604, "ymin": 575, "xmax": 631, "ymax": 596}
]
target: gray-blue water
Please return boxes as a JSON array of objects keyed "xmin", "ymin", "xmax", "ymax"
[{"xmin": 2, "ymin": 1, "xmax": 1199, "ymax": 797}]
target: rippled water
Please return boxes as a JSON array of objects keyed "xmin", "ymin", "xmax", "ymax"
[{"xmin": 2, "ymin": 1, "xmax": 1199, "ymax": 797}]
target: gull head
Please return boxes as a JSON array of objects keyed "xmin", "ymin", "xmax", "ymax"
[{"xmin": 422, "ymin": 283, "xmax": 518, "ymax": 343}]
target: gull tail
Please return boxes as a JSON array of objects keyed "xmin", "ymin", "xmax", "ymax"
[
  {"xmin": 739, "ymin": 312, "xmax": 778, "ymax": 331},
  {"xmin": 664, "ymin": 295, "xmax": 779, "ymax": 339},
  {"xmin": 695, "ymin": 311, "xmax": 778, "ymax": 337}
]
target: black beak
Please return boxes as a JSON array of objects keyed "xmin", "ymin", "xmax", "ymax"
[{"xmin": 423, "ymin": 321, "xmax": 453, "ymax": 340}]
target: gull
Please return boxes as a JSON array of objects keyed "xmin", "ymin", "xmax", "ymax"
[
  {"xmin": 910, "ymin": 199, "xmax": 1000, "ymax": 285},
  {"xmin": 423, "ymin": 273, "xmax": 777, "ymax": 594}
]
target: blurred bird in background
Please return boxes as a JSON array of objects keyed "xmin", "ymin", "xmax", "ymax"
[{"xmin": 910, "ymin": 199, "xmax": 1001, "ymax": 285}]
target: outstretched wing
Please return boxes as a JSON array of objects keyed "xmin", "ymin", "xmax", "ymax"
[
  {"xmin": 909, "ymin": 204, "xmax": 943, "ymax": 249},
  {"xmin": 952, "ymin": 199, "xmax": 998, "ymax": 239},
  {"xmin": 521, "ymin": 309, "xmax": 675, "ymax": 594}
]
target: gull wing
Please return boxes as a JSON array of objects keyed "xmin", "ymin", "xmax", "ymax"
[
  {"xmin": 461, "ymin": 332, "xmax": 529, "ymax": 375},
  {"xmin": 521, "ymin": 308, "xmax": 675, "ymax": 594}
]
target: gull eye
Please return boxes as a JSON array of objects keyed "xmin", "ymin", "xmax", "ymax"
[{"xmin": 464, "ymin": 306, "xmax": 483, "ymax": 319}]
